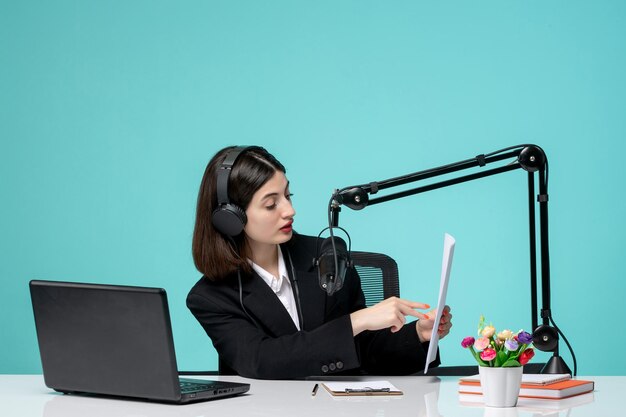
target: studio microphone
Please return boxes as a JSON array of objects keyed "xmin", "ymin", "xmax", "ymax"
[{"xmin": 314, "ymin": 235, "xmax": 351, "ymax": 296}]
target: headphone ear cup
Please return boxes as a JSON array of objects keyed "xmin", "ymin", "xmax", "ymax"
[
  {"xmin": 532, "ymin": 324, "xmax": 559, "ymax": 352},
  {"xmin": 212, "ymin": 204, "xmax": 248, "ymax": 237}
]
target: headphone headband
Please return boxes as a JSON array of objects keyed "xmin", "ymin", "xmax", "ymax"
[{"xmin": 215, "ymin": 146, "xmax": 254, "ymax": 206}]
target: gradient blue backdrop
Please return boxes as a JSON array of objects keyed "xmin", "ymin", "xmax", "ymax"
[{"xmin": 2, "ymin": 1, "xmax": 625, "ymax": 375}]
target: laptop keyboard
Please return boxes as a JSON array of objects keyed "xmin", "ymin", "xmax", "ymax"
[{"xmin": 179, "ymin": 379, "xmax": 229, "ymax": 394}]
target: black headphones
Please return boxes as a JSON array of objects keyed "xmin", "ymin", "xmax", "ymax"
[{"xmin": 211, "ymin": 146, "xmax": 259, "ymax": 237}]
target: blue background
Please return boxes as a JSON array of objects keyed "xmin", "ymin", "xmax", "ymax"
[{"xmin": 2, "ymin": 1, "xmax": 625, "ymax": 375}]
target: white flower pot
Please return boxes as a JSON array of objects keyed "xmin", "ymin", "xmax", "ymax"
[{"xmin": 478, "ymin": 366, "xmax": 523, "ymax": 407}]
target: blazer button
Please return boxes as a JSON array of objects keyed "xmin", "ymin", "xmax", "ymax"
[
  {"xmin": 336, "ymin": 361, "xmax": 344, "ymax": 370},
  {"xmin": 329, "ymin": 363, "xmax": 336, "ymax": 371},
  {"xmin": 321, "ymin": 365, "xmax": 329, "ymax": 373}
]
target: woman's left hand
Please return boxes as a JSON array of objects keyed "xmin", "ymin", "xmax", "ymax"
[{"xmin": 416, "ymin": 305, "xmax": 453, "ymax": 343}]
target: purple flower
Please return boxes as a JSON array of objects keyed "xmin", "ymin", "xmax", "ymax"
[
  {"xmin": 461, "ymin": 337, "xmax": 475, "ymax": 348},
  {"xmin": 517, "ymin": 331, "xmax": 533, "ymax": 344},
  {"xmin": 504, "ymin": 339, "xmax": 519, "ymax": 351}
]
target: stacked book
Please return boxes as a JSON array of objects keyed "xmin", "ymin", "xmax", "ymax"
[{"xmin": 458, "ymin": 373, "xmax": 595, "ymax": 409}]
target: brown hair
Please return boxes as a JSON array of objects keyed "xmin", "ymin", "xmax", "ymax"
[{"xmin": 192, "ymin": 146, "xmax": 286, "ymax": 280}]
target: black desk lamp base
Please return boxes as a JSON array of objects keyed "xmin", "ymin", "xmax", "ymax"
[{"xmin": 542, "ymin": 354, "xmax": 572, "ymax": 375}]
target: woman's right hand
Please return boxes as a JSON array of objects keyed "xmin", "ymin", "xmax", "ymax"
[{"xmin": 349, "ymin": 297, "xmax": 430, "ymax": 336}]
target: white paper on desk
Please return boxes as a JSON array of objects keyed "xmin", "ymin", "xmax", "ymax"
[{"xmin": 424, "ymin": 233, "xmax": 455, "ymax": 374}]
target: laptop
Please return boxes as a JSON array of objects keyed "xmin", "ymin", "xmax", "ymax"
[{"xmin": 29, "ymin": 280, "xmax": 250, "ymax": 404}]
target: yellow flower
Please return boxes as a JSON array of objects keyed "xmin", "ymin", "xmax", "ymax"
[
  {"xmin": 497, "ymin": 329, "xmax": 513, "ymax": 341},
  {"xmin": 481, "ymin": 325, "xmax": 496, "ymax": 338}
]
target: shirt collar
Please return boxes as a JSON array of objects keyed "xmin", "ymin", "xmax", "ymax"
[{"xmin": 249, "ymin": 246, "xmax": 289, "ymax": 293}]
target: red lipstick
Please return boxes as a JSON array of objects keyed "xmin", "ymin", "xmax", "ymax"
[{"xmin": 280, "ymin": 221, "xmax": 293, "ymax": 233}]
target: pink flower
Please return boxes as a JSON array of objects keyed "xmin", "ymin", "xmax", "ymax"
[
  {"xmin": 474, "ymin": 336, "xmax": 490, "ymax": 351},
  {"xmin": 519, "ymin": 348, "xmax": 535, "ymax": 365},
  {"xmin": 480, "ymin": 347, "xmax": 497, "ymax": 361},
  {"xmin": 461, "ymin": 337, "xmax": 475, "ymax": 348}
]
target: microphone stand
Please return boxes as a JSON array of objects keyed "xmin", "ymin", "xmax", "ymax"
[{"xmin": 331, "ymin": 145, "xmax": 573, "ymax": 375}]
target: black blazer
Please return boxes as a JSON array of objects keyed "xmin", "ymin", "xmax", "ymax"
[{"xmin": 186, "ymin": 233, "xmax": 439, "ymax": 379}]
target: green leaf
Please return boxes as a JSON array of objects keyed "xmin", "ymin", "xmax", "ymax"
[
  {"xmin": 502, "ymin": 359, "xmax": 521, "ymax": 368},
  {"xmin": 469, "ymin": 348, "xmax": 488, "ymax": 366},
  {"xmin": 495, "ymin": 350, "xmax": 508, "ymax": 367},
  {"xmin": 478, "ymin": 315, "xmax": 486, "ymax": 335}
]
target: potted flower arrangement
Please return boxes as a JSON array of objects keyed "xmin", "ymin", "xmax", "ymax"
[{"xmin": 461, "ymin": 316, "xmax": 535, "ymax": 407}]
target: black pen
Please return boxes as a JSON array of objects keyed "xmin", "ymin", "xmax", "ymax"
[{"xmin": 311, "ymin": 383, "xmax": 319, "ymax": 396}]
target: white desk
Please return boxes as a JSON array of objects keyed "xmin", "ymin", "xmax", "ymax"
[{"xmin": 1, "ymin": 375, "xmax": 623, "ymax": 417}]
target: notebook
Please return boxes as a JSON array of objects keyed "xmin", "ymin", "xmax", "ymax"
[
  {"xmin": 460, "ymin": 373, "xmax": 572, "ymax": 385},
  {"xmin": 29, "ymin": 280, "xmax": 250, "ymax": 404},
  {"xmin": 458, "ymin": 378, "xmax": 594, "ymax": 399}
]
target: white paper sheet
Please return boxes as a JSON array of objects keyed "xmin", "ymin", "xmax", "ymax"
[{"xmin": 424, "ymin": 233, "xmax": 455, "ymax": 374}]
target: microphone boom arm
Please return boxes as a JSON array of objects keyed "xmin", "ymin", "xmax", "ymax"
[{"xmin": 330, "ymin": 144, "xmax": 573, "ymax": 375}]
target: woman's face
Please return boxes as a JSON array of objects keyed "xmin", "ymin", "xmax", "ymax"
[{"xmin": 244, "ymin": 171, "xmax": 296, "ymax": 250}]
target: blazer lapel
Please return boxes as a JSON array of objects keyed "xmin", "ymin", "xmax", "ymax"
[{"xmin": 241, "ymin": 270, "xmax": 299, "ymax": 336}]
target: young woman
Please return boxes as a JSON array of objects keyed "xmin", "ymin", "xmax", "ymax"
[{"xmin": 187, "ymin": 146, "xmax": 452, "ymax": 379}]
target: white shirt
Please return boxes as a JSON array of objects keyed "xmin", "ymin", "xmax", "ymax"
[{"xmin": 249, "ymin": 246, "xmax": 301, "ymax": 330}]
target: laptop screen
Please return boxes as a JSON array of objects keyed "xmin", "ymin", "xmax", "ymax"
[{"xmin": 30, "ymin": 281, "xmax": 182, "ymax": 401}]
